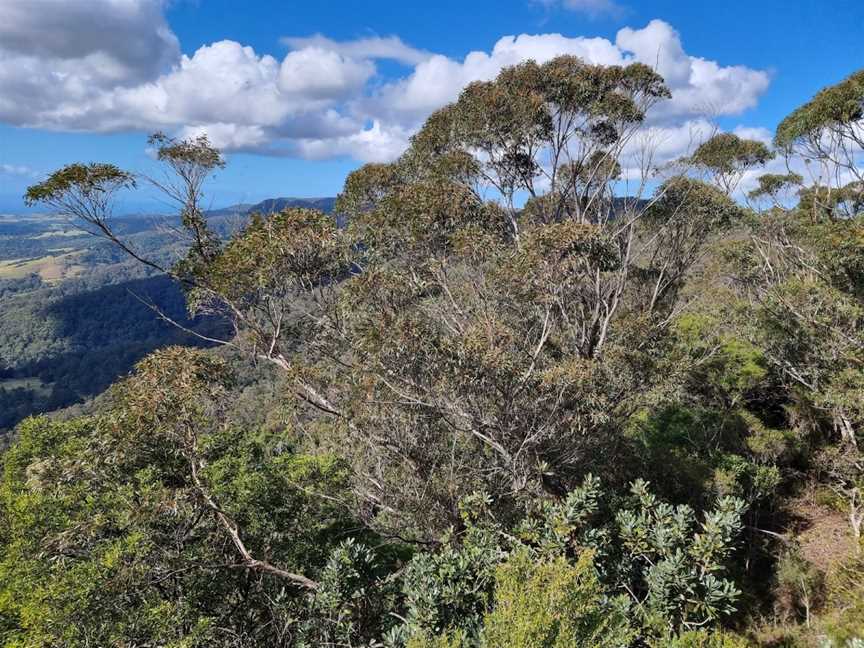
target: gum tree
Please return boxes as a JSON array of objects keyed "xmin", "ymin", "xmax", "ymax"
[
  {"xmin": 774, "ymin": 69, "xmax": 864, "ymax": 222},
  {"xmin": 27, "ymin": 58, "xmax": 747, "ymax": 539},
  {"xmin": 730, "ymin": 69, "xmax": 864, "ymax": 543},
  {"xmin": 689, "ymin": 132, "xmax": 774, "ymax": 196}
]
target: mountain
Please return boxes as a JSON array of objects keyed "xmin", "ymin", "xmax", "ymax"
[
  {"xmin": 203, "ymin": 197, "xmax": 336, "ymax": 219},
  {"xmin": 0, "ymin": 197, "xmax": 336, "ymax": 435},
  {"xmin": 244, "ymin": 196, "xmax": 337, "ymax": 214}
]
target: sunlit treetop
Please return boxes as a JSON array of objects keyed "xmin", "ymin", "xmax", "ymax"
[
  {"xmin": 774, "ymin": 69, "xmax": 864, "ymax": 149},
  {"xmin": 747, "ymin": 172, "xmax": 804, "ymax": 201},
  {"xmin": 148, "ymin": 131, "xmax": 225, "ymax": 171},
  {"xmin": 691, "ymin": 134, "xmax": 774, "ymax": 175},
  {"xmin": 688, "ymin": 133, "xmax": 774, "ymax": 195},
  {"xmin": 23, "ymin": 163, "xmax": 136, "ymax": 208},
  {"xmin": 454, "ymin": 57, "xmax": 669, "ymax": 149}
]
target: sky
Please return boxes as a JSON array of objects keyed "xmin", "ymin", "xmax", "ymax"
[{"xmin": 0, "ymin": 0, "xmax": 862, "ymax": 212}]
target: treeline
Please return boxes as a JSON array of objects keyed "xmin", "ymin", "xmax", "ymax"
[
  {"xmin": 0, "ymin": 263, "xmax": 225, "ymax": 432},
  {"xmin": 1, "ymin": 61, "xmax": 862, "ymax": 647},
  {"xmin": 0, "ymin": 201, "xmax": 318, "ymax": 434}
]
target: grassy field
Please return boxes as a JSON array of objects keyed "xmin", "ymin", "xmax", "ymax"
[
  {"xmin": 0, "ymin": 249, "xmax": 85, "ymax": 282},
  {"xmin": 0, "ymin": 377, "xmax": 51, "ymax": 396},
  {"xmin": 30, "ymin": 228, "xmax": 88, "ymax": 239}
]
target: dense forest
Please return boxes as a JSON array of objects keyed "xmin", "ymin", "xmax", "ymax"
[
  {"xmin": 1, "ymin": 59, "xmax": 862, "ymax": 647},
  {"xmin": 0, "ymin": 198, "xmax": 335, "ymax": 434}
]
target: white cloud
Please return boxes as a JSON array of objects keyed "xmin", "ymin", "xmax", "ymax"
[
  {"xmin": 355, "ymin": 19, "xmax": 770, "ymax": 156},
  {"xmin": 534, "ymin": 0, "xmax": 624, "ymax": 18},
  {"xmin": 0, "ymin": 0, "xmax": 178, "ymax": 83},
  {"xmin": 279, "ymin": 48, "xmax": 376, "ymax": 100},
  {"xmin": 0, "ymin": 2, "xmax": 770, "ymax": 165},
  {"xmin": 616, "ymin": 20, "xmax": 689, "ymax": 86},
  {"xmin": 294, "ymin": 121, "xmax": 414, "ymax": 163},
  {"xmin": 732, "ymin": 126, "xmax": 773, "ymax": 144},
  {"xmin": 122, "ymin": 41, "xmax": 287, "ymax": 129},
  {"xmin": 280, "ymin": 34, "xmax": 432, "ymax": 66},
  {"xmin": 177, "ymin": 123, "xmax": 272, "ymax": 152},
  {"xmin": 0, "ymin": 0, "xmax": 178, "ymax": 129},
  {"xmin": 363, "ymin": 32, "xmax": 627, "ymax": 126},
  {"xmin": 0, "ymin": 163, "xmax": 38, "ymax": 178}
]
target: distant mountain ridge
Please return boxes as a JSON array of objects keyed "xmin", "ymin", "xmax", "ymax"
[
  {"xmin": 206, "ymin": 197, "xmax": 336, "ymax": 218},
  {"xmin": 246, "ymin": 197, "xmax": 337, "ymax": 214}
]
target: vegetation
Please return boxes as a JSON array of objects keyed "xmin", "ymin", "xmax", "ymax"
[
  {"xmin": 0, "ymin": 251, "xmax": 223, "ymax": 434},
  {"xmin": 2, "ymin": 60, "xmax": 862, "ymax": 646},
  {"xmin": 0, "ymin": 199, "xmax": 331, "ymax": 435}
]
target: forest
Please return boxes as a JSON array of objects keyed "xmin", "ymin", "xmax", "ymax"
[
  {"xmin": 0, "ymin": 198, "xmax": 333, "ymax": 434},
  {"xmin": 1, "ymin": 58, "xmax": 862, "ymax": 647}
]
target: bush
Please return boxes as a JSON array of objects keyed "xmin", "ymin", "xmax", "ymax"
[
  {"xmin": 481, "ymin": 548, "xmax": 633, "ymax": 648},
  {"xmin": 658, "ymin": 629, "xmax": 751, "ymax": 647}
]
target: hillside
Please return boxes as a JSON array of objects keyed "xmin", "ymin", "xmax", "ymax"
[
  {"xmin": 0, "ymin": 198, "xmax": 336, "ymax": 434},
  {"xmin": 1, "ymin": 42, "xmax": 863, "ymax": 648}
]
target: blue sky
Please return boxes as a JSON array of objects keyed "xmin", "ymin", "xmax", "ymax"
[{"xmin": 1, "ymin": 0, "xmax": 862, "ymax": 212}]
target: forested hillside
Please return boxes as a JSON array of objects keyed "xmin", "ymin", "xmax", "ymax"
[
  {"xmin": 1, "ymin": 59, "xmax": 862, "ymax": 648},
  {"xmin": 0, "ymin": 199, "xmax": 334, "ymax": 434}
]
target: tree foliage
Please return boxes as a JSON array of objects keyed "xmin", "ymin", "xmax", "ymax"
[
  {"xmin": 690, "ymin": 133, "xmax": 774, "ymax": 195},
  {"xmin": 13, "ymin": 60, "xmax": 864, "ymax": 647}
]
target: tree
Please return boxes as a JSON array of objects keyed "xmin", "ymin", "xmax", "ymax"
[
  {"xmin": 0, "ymin": 348, "xmax": 377, "ymax": 647},
  {"xmin": 23, "ymin": 163, "xmax": 155, "ymax": 270},
  {"xmin": 690, "ymin": 133, "xmax": 774, "ymax": 196},
  {"xmin": 747, "ymin": 172, "xmax": 803, "ymax": 212},
  {"xmin": 640, "ymin": 176, "xmax": 745, "ymax": 313},
  {"xmin": 727, "ymin": 71, "xmax": 864, "ymax": 542},
  {"xmin": 773, "ymin": 68, "xmax": 864, "ymax": 224},
  {"xmin": 25, "ymin": 59, "xmax": 750, "ymax": 539},
  {"xmin": 774, "ymin": 69, "xmax": 864, "ymax": 191},
  {"xmin": 147, "ymin": 132, "xmax": 226, "ymax": 269},
  {"xmin": 398, "ymin": 57, "xmax": 670, "ymax": 241}
]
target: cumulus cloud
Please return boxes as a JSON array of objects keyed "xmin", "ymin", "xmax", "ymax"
[
  {"xmin": 0, "ymin": 1, "xmax": 770, "ymax": 165},
  {"xmin": 0, "ymin": 0, "xmax": 176, "ymax": 129},
  {"xmin": 280, "ymin": 34, "xmax": 432, "ymax": 66},
  {"xmin": 364, "ymin": 20, "xmax": 768, "ymax": 133},
  {"xmin": 364, "ymin": 32, "xmax": 626, "ymax": 126},
  {"xmin": 0, "ymin": 0, "xmax": 179, "ymax": 129},
  {"xmin": 0, "ymin": 0, "xmax": 178, "ymax": 83},
  {"xmin": 279, "ymin": 48, "xmax": 376, "ymax": 100},
  {"xmin": 293, "ymin": 121, "xmax": 415, "ymax": 163}
]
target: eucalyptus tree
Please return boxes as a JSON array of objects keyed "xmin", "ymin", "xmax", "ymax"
[
  {"xmin": 774, "ymin": 69, "xmax": 864, "ymax": 185},
  {"xmin": 730, "ymin": 69, "xmax": 864, "ymax": 543},
  {"xmin": 746, "ymin": 172, "xmax": 803, "ymax": 212},
  {"xmin": 22, "ymin": 163, "xmax": 151, "ymax": 266},
  {"xmin": 0, "ymin": 348, "xmax": 367, "ymax": 647},
  {"xmin": 689, "ymin": 132, "xmax": 774, "ymax": 196},
  {"xmin": 27, "ymin": 57, "xmax": 748, "ymax": 540},
  {"xmin": 774, "ymin": 69, "xmax": 864, "ymax": 222}
]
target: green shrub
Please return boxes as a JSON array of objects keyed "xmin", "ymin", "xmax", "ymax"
[
  {"xmin": 774, "ymin": 549, "xmax": 824, "ymax": 625},
  {"xmin": 822, "ymin": 556, "xmax": 864, "ymax": 645},
  {"xmin": 658, "ymin": 629, "xmax": 752, "ymax": 647},
  {"xmin": 481, "ymin": 548, "xmax": 634, "ymax": 648}
]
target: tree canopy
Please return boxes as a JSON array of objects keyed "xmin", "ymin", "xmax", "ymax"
[{"xmin": 9, "ymin": 58, "xmax": 864, "ymax": 648}]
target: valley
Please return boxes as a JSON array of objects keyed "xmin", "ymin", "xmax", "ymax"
[{"xmin": 0, "ymin": 198, "xmax": 334, "ymax": 434}]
